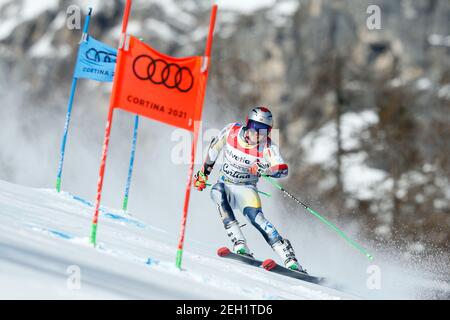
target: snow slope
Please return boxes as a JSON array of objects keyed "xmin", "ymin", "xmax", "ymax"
[{"xmin": 0, "ymin": 179, "xmax": 355, "ymax": 300}]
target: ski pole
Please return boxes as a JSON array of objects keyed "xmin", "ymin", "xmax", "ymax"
[
  {"xmin": 205, "ymin": 183, "xmax": 272, "ymax": 198},
  {"xmin": 263, "ymin": 175, "xmax": 374, "ymax": 261}
]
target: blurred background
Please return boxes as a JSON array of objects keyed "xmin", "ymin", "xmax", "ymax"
[{"xmin": 0, "ymin": 0, "xmax": 449, "ymax": 298}]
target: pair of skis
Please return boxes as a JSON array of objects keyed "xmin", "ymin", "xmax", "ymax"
[{"xmin": 217, "ymin": 247, "xmax": 325, "ymax": 285}]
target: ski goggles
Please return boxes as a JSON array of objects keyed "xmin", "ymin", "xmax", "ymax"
[{"xmin": 246, "ymin": 120, "xmax": 272, "ymax": 135}]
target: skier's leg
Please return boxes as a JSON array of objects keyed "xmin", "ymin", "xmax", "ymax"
[
  {"xmin": 210, "ymin": 182, "xmax": 251, "ymax": 255},
  {"xmin": 234, "ymin": 185, "xmax": 303, "ymax": 271},
  {"xmin": 242, "ymin": 207, "xmax": 282, "ymax": 245},
  {"xmin": 243, "ymin": 207, "xmax": 303, "ymax": 270},
  {"xmin": 230, "ymin": 184, "xmax": 281, "ymax": 244}
]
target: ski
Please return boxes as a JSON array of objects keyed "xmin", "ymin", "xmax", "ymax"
[
  {"xmin": 217, "ymin": 247, "xmax": 264, "ymax": 267},
  {"xmin": 217, "ymin": 247, "xmax": 325, "ymax": 285},
  {"xmin": 262, "ymin": 259, "xmax": 325, "ymax": 284}
]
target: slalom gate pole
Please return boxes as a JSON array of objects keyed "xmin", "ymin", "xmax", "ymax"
[
  {"xmin": 90, "ymin": 0, "xmax": 132, "ymax": 246},
  {"xmin": 175, "ymin": 122, "xmax": 199, "ymax": 269},
  {"xmin": 122, "ymin": 115, "xmax": 139, "ymax": 211},
  {"xmin": 56, "ymin": 7, "xmax": 93, "ymax": 192},
  {"xmin": 263, "ymin": 175, "xmax": 374, "ymax": 260},
  {"xmin": 90, "ymin": 107, "xmax": 114, "ymax": 245},
  {"xmin": 176, "ymin": 5, "xmax": 218, "ymax": 269},
  {"xmin": 121, "ymin": 37, "xmax": 144, "ymax": 211}
]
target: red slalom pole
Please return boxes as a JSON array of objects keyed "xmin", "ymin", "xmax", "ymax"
[
  {"xmin": 204, "ymin": 5, "xmax": 218, "ymax": 58},
  {"xmin": 90, "ymin": 107, "xmax": 114, "ymax": 245},
  {"xmin": 90, "ymin": 0, "xmax": 133, "ymax": 246},
  {"xmin": 175, "ymin": 122, "xmax": 200, "ymax": 268},
  {"xmin": 120, "ymin": 0, "xmax": 132, "ymax": 34},
  {"xmin": 176, "ymin": 4, "xmax": 218, "ymax": 269}
]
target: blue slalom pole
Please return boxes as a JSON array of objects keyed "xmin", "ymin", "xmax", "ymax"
[
  {"xmin": 56, "ymin": 8, "xmax": 93, "ymax": 192},
  {"xmin": 122, "ymin": 115, "xmax": 139, "ymax": 211}
]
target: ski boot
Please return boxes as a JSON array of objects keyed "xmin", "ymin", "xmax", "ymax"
[
  {"xmin": 271, "ymin": 239, "xmax": 306, "ymax": 272},
  {"xmin": 226, "ymin": 221, "xmax": 253, "ymax": 258}
]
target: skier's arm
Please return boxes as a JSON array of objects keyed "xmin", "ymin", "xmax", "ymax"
[
  {"xmin": 194, "ymin": 123, "xmax": 234, "ymax": 191},
  {"xmin": 263, "ymin": 143, "xmax": 289, "ymax": 178},
  {"xmin": 201, "ymin": 123, "xmax": 234, "ymax": 175}
]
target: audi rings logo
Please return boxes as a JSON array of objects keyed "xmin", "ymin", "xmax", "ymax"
[
  {"xmin": 132, "ymin": 55, "xmax": 194, "ymax": 93},
  {"xmin": 86, "ymin": 49, "xmax": 117, "ymax": 63}
]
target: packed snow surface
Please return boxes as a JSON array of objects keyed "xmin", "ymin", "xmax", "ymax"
[{"xmin": 0, "ymin": 179, "xmax": 354, "ymax": 299}]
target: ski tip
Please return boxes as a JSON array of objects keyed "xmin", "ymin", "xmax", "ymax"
[
  {"xmin": 262, "ymin": 259, "xmax": 277, "ymax": 271},
  {"xmin": 217, "ymin": 247, "xmax": 231, "ymax": 257}
]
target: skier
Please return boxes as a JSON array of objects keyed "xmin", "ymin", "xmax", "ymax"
[{"xmin": 193, "ymin": 106, "xmax": 304, "ymax": 271}]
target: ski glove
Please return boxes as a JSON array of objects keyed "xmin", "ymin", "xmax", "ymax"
[
  {"xmin": 193, "ymin": 171, "xmax": 208, "ymax": 191},
  {"xmin": 249, "ymin": 161, "xmax": 271, "ymax": 177}
]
